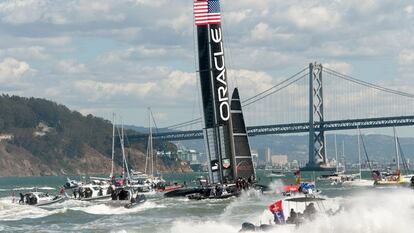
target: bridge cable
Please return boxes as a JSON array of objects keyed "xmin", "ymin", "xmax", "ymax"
[
  {"xmin": 324, "ymin": 68, "xmax": 414, "ymax": 99},
  {"xmin": 242, "ymin": 67, "xmax": 308, "ymax": 103},
  {"xmin": 242, "ymin": 73, "xmax": 308, "ymax": 107},
  {"xmin": 160, "ymin": 68, "xmax": 309, "ymax": 130}
]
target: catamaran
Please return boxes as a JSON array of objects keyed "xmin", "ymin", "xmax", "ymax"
[{"xmin": 165, "ymin": 0, "xmax": 262, "ymax": 198}]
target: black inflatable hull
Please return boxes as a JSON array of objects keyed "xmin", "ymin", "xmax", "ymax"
[{"xmin": 164, "ymin": 188, "xmax": 204, "ymax": 198}]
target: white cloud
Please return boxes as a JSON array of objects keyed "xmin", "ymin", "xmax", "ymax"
[
  {"xmin": 399, "ymin": 50, "xmax": 414, "ymax": 66},
  {"xmin": 0, "ymin": 46, "xmax": 49, "ymax": 60},
  {"xmin": 323, "ymin": 62, "xmax": 352, "ymax": 74},
  {"xmin": 0, "ymin": 0, "xmax": 413, "ymax": 127},
  {"xmin": 0, "ymin": 0, "xmax": 47, "ymax": 24},
  {"xmin": 405, "ymin": 5, "xmax": 414, "ymax": 14},
  {"xmin": 130, "ymin": 0, "xmax": 168, "ymax": 7},
  {"xmin": 0, "ymin": 57, "xmax": 33, "ymax": 83},
  {"xmin": 56, "ymin": 60, "xmax": 87, "ymax": 74},
  {"xmin": 286, "ymin": 5, "xmax": 341, "ymax": 30}
]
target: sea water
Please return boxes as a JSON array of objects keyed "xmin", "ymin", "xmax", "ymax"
[{"xmin": 0, "ymin": 171, "xmax": 413, "ymax": 233}]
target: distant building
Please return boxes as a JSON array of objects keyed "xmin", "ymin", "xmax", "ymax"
[
  {"xmin": 291, "ymin": 160, "xmax": 299, "ymax": 170},
  {"xmin": 0, "ymin": 133, "xmax": 13, "ymax": 141},
  {"xmin": 177, "ymin": 148, "xmax": 201, "ymax": 163},
  {"xmin": 34, "ymin": 122, "xmax": 53, "ymax": 137},
  {"xmin": 265, "ymin": 148, "xmax": 272, "ymax": 163},
  {"xmin": 251, "ymin": 150, "xmax": 259, "ymax": 168},
  {"xmin": 271, "ymin": 155, "xmax": 288, "ymax": 167}
]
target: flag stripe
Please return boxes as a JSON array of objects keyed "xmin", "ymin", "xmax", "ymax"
[{"xmin": 194, "ymin": 0, "xmax": 221, "ymax": 25}]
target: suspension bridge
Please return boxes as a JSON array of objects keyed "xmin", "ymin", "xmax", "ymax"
[{"xmin": 128, "ymin": 62, "xmax": 414, "ymax": 169}]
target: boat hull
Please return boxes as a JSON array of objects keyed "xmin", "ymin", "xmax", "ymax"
[{"xmin": 163, "ymin": 187, "xmax": 204, "ymax": 198}]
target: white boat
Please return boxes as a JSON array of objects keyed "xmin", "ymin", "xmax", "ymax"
[
  {"xmin": 18, "ymin": 192, "xmax": 65, "ymax": 207},
  {"xmin": 75, "ymin": 183, "xmax": 112, "ymax": 201},
  {"xmin": 340, "ymin": 128, "xmax": 373, "ymax": 187},
  {"xmin": 128, "ymin": 109, "xmax": 167, "ymax": 192}
]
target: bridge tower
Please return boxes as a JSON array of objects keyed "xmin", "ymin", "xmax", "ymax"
[{"xmin": 304, "ymin": 62, "xmax": 331, "ymax": 171}]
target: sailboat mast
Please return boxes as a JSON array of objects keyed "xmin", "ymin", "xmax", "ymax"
[
  {"xmin": 342, "ymin": 140, "xmax": 346, "ymax": 172},
  {"xmin": 110, "ymin": 113, "xmax": 115, "ymax": 178},
  {"xmin": 117, "ymin": 120, "xmax": 130, "ymax": 181},
  {"xmin": 334, "ymin": 133, "xmax": 338, "ymax": 173},
  {"xmin": 193, "ymin": 0, "xmax": 236, "ymax": 184},
  {"xmin": 393, "ymin": 127, "xmax": 400, "ymax": 171},
  {"xmin": 357, "ymin": 128, "xmax": 362, "ymax": 179},
  {"xmin": 149, "ymin": 108, "xmax": 154, "ymax": 177}
]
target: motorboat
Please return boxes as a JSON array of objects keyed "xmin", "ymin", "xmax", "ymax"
[
  {"xmin": 73, "ymin": 183, "xmax": 112, "ymax": 201},
  {"xmin": 239, "ymin": 196, "xmax": 334, "ymax": 232},
  {"xmin": 18, "ymin": 192, "xmax": 66, "ymax": 207},
  {"xmin": 106, "ymin": 187, "xmax": 146, "ymax": 209}
]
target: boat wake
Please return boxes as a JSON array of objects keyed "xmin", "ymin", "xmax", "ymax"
[
  {"xmin": 0, "ymin": 198, "xmax": 67, "ymax": 221},
  {"xmin": 71, "ymin": 201, "xmax": 165, "ymax": 215},
  {"xmin": 169, "ymin": 189, "xmax": 414, "ymax": 233}
]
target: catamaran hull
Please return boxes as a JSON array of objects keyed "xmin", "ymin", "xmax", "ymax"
[{"xmin": 164, "ymin": 188, "xmax": 205, "ymax": 198}]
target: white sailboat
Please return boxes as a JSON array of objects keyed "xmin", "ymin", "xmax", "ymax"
[
  {"xmin": 342, "ymin": 128, "xmax": 373, "ymax": 187},
  {"xmin": 130, "ymin": 108, "xmax": 166, "ymax": 192}
]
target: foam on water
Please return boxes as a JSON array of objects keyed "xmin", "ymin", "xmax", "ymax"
[
  {"xmin": 169, "ymin": 189, "xmax": 414, "ymax": 233},
  {"xmin": 0, "ymin": 197, "xmax": 67, "ymax": 221},
  {"xmin": 71, "ymin": 201, "xmax": 165, "ymax": 215}
]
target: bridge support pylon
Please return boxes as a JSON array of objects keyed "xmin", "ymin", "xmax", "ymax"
[{"xmin": 302, "ymin": 62, "xmax": 334, "ymax": 171}]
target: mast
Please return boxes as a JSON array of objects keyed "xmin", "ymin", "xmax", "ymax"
[
  {"xmin": 118, "ymin": 120, "xmax": 130, "ymax": 181},
  {"xmin": 110, "ymin": 113, "xmax": 116, "ymax": 178},
  {"xmin": 342, "ymin": 140, "xmax": 346, "ymax": 172},
  {"xmin": 334, "ymin": 133, "xmax": 338, "ymax": 173},
  {"xmin": 393, "ymin": 127, "xmax": 400, "ymax": 171},
  {"xmin": 194, "ymin": 0, "xmax": 235, "ymax": 184},
  {"xmin": 149, "ymin": 108, "xmax": 154, "ymax": 177},
  {"xmin": 357, "ymin": 128, "xmax": 362, "ymax": 179}
]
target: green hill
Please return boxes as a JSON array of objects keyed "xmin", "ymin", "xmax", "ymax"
[{"xmin": 0, "ymin": 95, "xmax": 190, "ymax": 176}]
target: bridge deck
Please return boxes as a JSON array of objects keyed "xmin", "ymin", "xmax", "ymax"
[{"xmin": 127, "ymin": 115, "xmax": 414, "ymax": 141}]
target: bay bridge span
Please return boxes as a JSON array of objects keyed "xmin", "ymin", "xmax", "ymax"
[{"xmin": 128, "ymin": 63, "xmax": 414, "ymax": 170}]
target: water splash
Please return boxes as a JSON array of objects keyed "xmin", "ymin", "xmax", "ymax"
[
  {"xmin": 71, "ymin": 201, "xmax": 165, "ymax": 215},
  {"xmin": 169, "ymin": 189, "xmax": 414, "ymax": 233}
]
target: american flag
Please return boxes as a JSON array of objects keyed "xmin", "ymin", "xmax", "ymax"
[{"xmin": 194, "ymin": 0, "xmax": 221, "ymax": 26}]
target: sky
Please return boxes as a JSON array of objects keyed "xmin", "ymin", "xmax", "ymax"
[{"xmin": 0, "ymin": 0, "xmax": 414, "ymax": 135}]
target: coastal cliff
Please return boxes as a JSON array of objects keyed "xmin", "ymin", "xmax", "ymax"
[{"xmin": 0, "ymin": 95, "xmax": 191, "ymax": 177}]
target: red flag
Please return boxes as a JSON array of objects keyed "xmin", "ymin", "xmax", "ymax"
[{"xmin": 269, "ymin": 200, "xmax": 283, "ymax": 214}]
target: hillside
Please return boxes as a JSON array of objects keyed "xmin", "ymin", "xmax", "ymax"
[{"xmin": 0, "ymin": 95, "xmax": 191, "ymax": 176}]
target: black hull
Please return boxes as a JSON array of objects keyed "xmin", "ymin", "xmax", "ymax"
[
  {"xmin": 188, "ymin": 192, "xmax": 240, "ymax": 200},
  {"xmin": 163, "ymin": 188, "xmax": 204, "ymax": 198}
]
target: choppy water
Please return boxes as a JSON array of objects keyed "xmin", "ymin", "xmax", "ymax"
[{"xmin": 0, "ymin": 171, "xmax": 413, "ymax": 233}]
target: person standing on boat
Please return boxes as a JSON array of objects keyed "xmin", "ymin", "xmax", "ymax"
[
  {"xmin": 19, "ymin": 193, "xmax": 24, "ymax": 204},
  {"xmin": 59, "ymin": 187, "xmax": 65, "ymax": 196}
]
